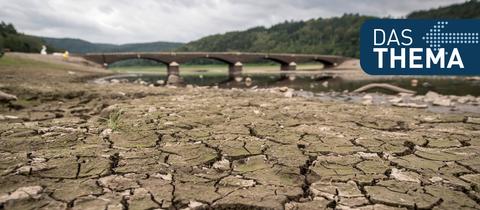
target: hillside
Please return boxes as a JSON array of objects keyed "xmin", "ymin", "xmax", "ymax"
[
  {"xmin": 179, "ymin": 14, "xmax": 372, "ymax": 58},
  {"xmin": 3, "ymin": 0, "xmax": 479, "ymax": 58},
  {"xmin": 41, "ymin": 37, "xmax": 184, "ymax": 54},
  {"xmin": 408, "ymin": 0, "xmax": 480, "ymax": 19},
  {"xmin": 179, "ymin": 0, "xmax": 480, "ymax": 58},
  {"xmin": 0, "ymin": 22, "xmax": 55, "ymax": 55}
]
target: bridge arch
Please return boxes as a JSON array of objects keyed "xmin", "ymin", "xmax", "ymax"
[
  {"xmin": 84, "ymin": 52, "xmax": 348, "ymax": 83},
  {"xmin": 313, "ymin": 58, "xmax": 336, "ymax": 69},
  {"xmin": 107, "ymin": 57, "xmax": 169, "ymax": 67},
  {"xmin": 260, "ymin": 57, "xmax": 297, "ymax": 71}
]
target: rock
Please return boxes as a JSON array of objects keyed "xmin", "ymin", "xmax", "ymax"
[
  {"xmin": 245, "ymin": 77, "xmax": 252, "ymax": 87},
  {"xmin": 156, "ymin": 80, "xmax": 165, "ymax": 85},
  {"xmin": 388, "ymin": 97, "xmax": 403, "ymax": 104},
  {"xmin": 457, "ymin": 95, "xmax": 475, "ymax": 104},
  {"xmin": 285, "ymin": 199, "xmax": 331, "ymax": 210},
  {"xmin": 362, "ymin": 94, "xmax": 373, "ymax": 105},
  {"xmin": 106, "ymin": 204, "xmax": 124, "ymax": 210},
  {"xmin": 72, "ymin": 195, "xmax": 110, "ymax": 210},
  {"xmin": 100, "ymin": 129, "xmax": 112, "ymax": 138},
  {"xmin": 432, "ymin": 98, "xmax": 453, "ymax": 106},
  {"xmin": 218, "ymin": 176, "xmax": 256, "ymax": 188},
  {"xmin": 365, "ymin": 185, "xmax": 438, "ymax": 209},
  {"xmin": 98, "ymin": 175, "xmax": 139, "ymax": 191},
  {"xmin": 112, "ymin": 91, "xmax": 126, "ymax": 98},
  {"xmin": 284, "ymin": 90, "xmax": 294, "ymax": 98},
  {"xmin": 0, "ymin": 90, "xmax": 17, "ymax": 102},
  {"xmin": 189, "ymin": 200, "xmax": 208, "ymax": 209},
  {"xmin": 430, "ymin": 176, "xmax": 443, "ymax": 183},
  {"xmin": 321, "ymin": 81, "xmax": 328, "ymax": 88},
  {"xmin": 16, "ymin": 157, "xmax": 51, "ymax": 175},
  {"xmin": 411, "ymin": 79, "xmax": 418, "ymax": 87},
  {"xmin": 110, "ymin": 79, "xmax": 120, "ymax": 84},
  {"xmin": 152, "ymin": 173, "xmax": 173, "ymax": 181},
  {"xmin": 0, "ymin": 115, "xmax": 19, "ymax": 120},
  {"xmin": 392, "ymin": 102, "xmax": 428, "ymax": 108},
  {"xmin": 0, "ymin": 186, "xmax": 43, "ymax": 204},
  {"xmin": 128, "ymin": 188, "xmax": 158, "ymax": 210},
  {"xmin": 424, "ymin": 91, "xmax": 453, "ymax": 106},
  {"xmin": 167, "ymin": 75, "xmax": 184, "ymax": 85},
  {"xmin": 356, "ymin": 152, "xmax": 379, "ymax": 159},
  {"xmin": 389, "ymin": 168, "xmax": 420, "ymax": 183},
  {"xmin": 278, "ymin": 87, "xmax": 289, "ymax": 92},
  {"xmin": 310, "ymin": 180, "xmax": 363, "ymax": 200},
  {"xmin": 213, "ymin": 158, "xmax": 230, "ymax": 171},
  {"xmin": 147, "ymin": 106, "xmax": 157, "ymax": 113},
  {"xmin": 234, "ymin": 77, "xmax": 243, "ymax": 82},
  {"xmin": 466, "ymin": 117, "xmax": 480, "ymax": 125},
  {"xmin": 424, "ymin": 91, "xmax": 441, "ymax": 102},
  {"xmin": 99, "ymin": 104, "xmax": 121, "ymax": 119},
  {"xmin": 466, "ymin": 76, "xmax": 480, "ymax": 81}
]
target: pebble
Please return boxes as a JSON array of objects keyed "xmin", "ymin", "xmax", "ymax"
[
  {"xmin": 213, "ymin": 158, "xmax": 230, "ymax": 171},
  {"xmin": 100, "ymin": 129, "xmax": 113, "ymax": 138},
  {"xmin": 147, "ymin": 106, "xmax": 157, "ymax": 113},
  {"xmin": 0, "ymin": 186, "xmax": 43, "ymax": 204},
  {"xmin": 390, "ymin": 168, "xmax": 420, "ymax": 183}
]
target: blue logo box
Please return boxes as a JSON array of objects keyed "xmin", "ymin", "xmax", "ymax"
[{"xmin": 360, "ymin": 19, "xmax": 480, "ymax": 75}]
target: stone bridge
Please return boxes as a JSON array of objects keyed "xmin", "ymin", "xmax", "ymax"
[{"xmin": 83, "ymin": 52, "xmax": 348, "ymax": 79}]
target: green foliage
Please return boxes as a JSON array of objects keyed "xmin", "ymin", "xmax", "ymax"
[
  {"xmin": 3, "ymin": 34, "xmax": 44, "ymax": 53},
  {"xmin": 3, "ymin": 0, "xmax": 479, "ymax": 60},
  {"xmin": 0, "ymin": 21, "xmax": 17, "ymax": 35},
  {"xmin": 41, "ymin": 37, "xmax": 184, "ymax": 53},
  {"xmin": 0, "ymin": 35, "xmax": 4, "ymax": 57},
  {"xmin": 107, "ymin": 109, "xmax": 123, "ymax": 131},
  {"xmin": 0, "ymin": 21, "xmax": 55, "ymax": 53},
  {"xmin": 180, "ymin": 1, "xmax": 480, "ymax": 58},
  {"xmin": 179, "ymin": 14, "xmax": 375, "ymax": 58},
  {"xmin": 408, "ymin": 0, "xmax": 480, "ymax": 19}
]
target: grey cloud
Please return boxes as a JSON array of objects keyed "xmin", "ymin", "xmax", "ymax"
[{"xmin": 0, "ymin": 0, "xmax": 467, "ymax": 44}]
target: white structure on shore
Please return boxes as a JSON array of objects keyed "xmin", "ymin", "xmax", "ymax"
[{"xmin": 40, "ymin": 45, "xmax": 47, "ymax": 55}]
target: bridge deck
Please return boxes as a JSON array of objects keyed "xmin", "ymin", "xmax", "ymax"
[{"xmin": 83, "ymin": 52, "xmax": 350, "ymax": 83}]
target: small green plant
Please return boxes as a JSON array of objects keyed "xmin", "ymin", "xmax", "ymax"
[{"xmin": 107, "ymin": 109, "xmax": 123, "ymax": 131}]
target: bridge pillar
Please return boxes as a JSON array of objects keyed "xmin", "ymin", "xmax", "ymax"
[
  {"xmin": 280, "ymin": 62, "xmax": 296, "ymax": 80},
  {"xmin": 281, "ymin": 62, "xmax": 297, "ymax": 71},
  {"xmin": 323, "ymin": 63, "xmax": 336, "ymax": 69},
  {"xmin": 228, "ymin": 62, "xmax": 243, "ymax": 80},
  {"xmin": 167, "ymin": 62, "xmax": 183, "ymax": 85},
  {"xmin": 167, "ymin": 62, "xmax": 180, "ymax": 75}
]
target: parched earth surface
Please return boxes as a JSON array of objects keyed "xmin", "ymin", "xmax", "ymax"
[{"xmin": 1, "ymin": 53, "xmax": 480, "ymax": 210}]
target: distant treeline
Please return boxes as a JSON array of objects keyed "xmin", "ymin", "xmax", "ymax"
[
  {"xmin": 179, "ymin": 0, "xmax": 480, "ymax": 59},
  {"xmin": 41, "ymin": 37, "xmax": 183, "ymax": 54},
  {"xmin": 179, "ymin": 14, "xmax": 372, "ymax": 58},
  {"xmin": 407, "ymin": 0, "xmax": 480, "ymax": 19},
  {"xmin": 0, "ymin": 22, "xmax": 58, "ymax": 56},
  {"xmin": 2, "ymin": 0, "xmax": 479, "ymax": 61}
]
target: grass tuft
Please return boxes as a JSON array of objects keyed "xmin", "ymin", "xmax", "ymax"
[{"xmin": 107, "ymin": 109, "xmax": 123, "ymax": 131}]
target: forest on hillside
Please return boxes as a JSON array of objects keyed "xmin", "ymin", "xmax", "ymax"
[
  {"xmin": 179, "ymin": 0, "xmax": 480, "ymax": 58},
  {"xmin": 179, "ymin": 14, "xmax": 373, "ymax": 58},
  {"xmin": 2, "ymin": 0, "xmax": 479, "ymax": 58},
  {"xmin": 0, "ymin": 22, "xmax": 53, "ymax": 56}
]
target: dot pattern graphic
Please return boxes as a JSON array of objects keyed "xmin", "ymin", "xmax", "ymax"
[{"xmin": 422, "ymin": 21, "xmax": 479, "ymax": 51}]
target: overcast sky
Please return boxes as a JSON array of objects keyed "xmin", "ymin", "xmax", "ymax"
[{"xmin": 0, "ymin": 0, "xmax": 468, "ymax": 44}]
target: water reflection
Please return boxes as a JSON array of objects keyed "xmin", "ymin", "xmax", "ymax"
[{"xmin": 105, "ymin": 73, "xmax": 480, "ymax": 96}]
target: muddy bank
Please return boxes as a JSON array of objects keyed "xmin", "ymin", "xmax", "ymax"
[
  {"xmin": 0, "ymin": 53, "xmax": 480, "ymax": 209},
  {"xmin": 96, "ymin": 74, "xmax": 480, "ymax": 114}
]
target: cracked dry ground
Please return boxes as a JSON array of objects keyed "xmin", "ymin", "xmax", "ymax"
[{"xmin": 1, "ymin": 83, "xmax": 480, "ymax": 210}]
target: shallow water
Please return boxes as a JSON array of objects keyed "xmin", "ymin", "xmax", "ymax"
[{"xmin": 106, "ymin": 72, "xmax": 480, "ymax": 96}]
